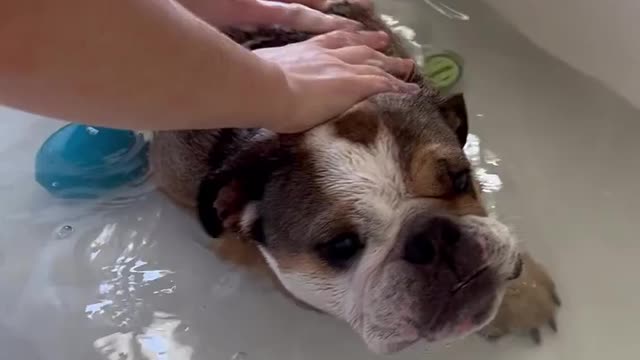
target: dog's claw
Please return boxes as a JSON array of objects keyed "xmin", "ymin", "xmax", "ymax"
[
  {"xmin": 478, "ymin": 253, "xmax": 560, "ymax": 345},
  {"xmin": 530, "ymin": 328, "xmax": 542, "ymax": 345}
]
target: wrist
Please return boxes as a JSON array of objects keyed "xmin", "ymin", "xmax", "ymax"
[{"xmin": 250, "ymin": 59, "xmax": 296, "ymax": 131}]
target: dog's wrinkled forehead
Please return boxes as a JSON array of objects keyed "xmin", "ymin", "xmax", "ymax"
[
  {"xmin": 306, "ymin": 92, "xmax": 469, "ymax": 201},
  {"xmin": 259, "ymin": 91, "xmax": 476, "ymax": 255}
]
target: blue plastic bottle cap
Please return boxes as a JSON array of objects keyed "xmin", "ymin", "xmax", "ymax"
[{"xmin": 35, "ymin": 124, "xmax": 149, "ymax": 198}]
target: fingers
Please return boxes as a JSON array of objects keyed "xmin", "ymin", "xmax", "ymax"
[
  {"xmin": 344, "ymin": 73, "xmax": 420, "ymax": 101},
  {"xmin": 330, "ymin": 45, "xmax": 415, "ymax": 78},
  {"xmin": 312, "ymin": 30, "xmax": 417, "ymax": 84},
  {"xmin": 256, "ymin": 2, "xmax": 361, "ymax": 32},
  {"xmin": 270, "ymin": 0, "xmax": 330, "ymax": 10},
  {"xmin": 312, "ymin": 30, "xmax": 390, "ymax": 50},
  {"xmin": 272, "ymin": 0, "xmax": 374, "ymax": 10}
]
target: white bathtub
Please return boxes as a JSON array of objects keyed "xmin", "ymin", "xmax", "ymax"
[
  {"xmin": 1, "ymin": 1, "xmax": 639, "ymax": 360},
  {"xmin": 484, "ymin": 0, "xmax": 640, "ymax": 109}
]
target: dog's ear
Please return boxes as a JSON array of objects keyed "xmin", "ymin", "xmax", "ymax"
[
  {"xmin": 196, "ymin": 136, "xmax": 289, "ymax": 241},
  {"xmin": 438, "ymin": 93, "xmax": 469, "ymax": 147}
]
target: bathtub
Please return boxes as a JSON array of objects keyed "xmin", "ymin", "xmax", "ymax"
[
  {"xmin": 484, "ymin": 0, "xmax": 640, "ymax": 109},
  {"xmin": 1, "ymin": 1, "xmax": 639, "ymax": 359}
]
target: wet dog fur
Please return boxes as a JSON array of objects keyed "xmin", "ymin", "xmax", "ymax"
[{"xmin": 149, "ymin": 1, "xmax": 559, "ymax": 353}]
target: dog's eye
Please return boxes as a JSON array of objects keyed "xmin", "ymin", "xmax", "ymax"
[
  {"xmin": 316, "ymin": 233, "xmax": 363, "ymax": 268},
  {"xmin": 452, "ymin": 170, "xmax": 471, "ymax": 194}
]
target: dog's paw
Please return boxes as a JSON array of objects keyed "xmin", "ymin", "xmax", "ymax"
[{"xmin": 479, "ymin": 253, "xmax": 561, "ymax": 344}]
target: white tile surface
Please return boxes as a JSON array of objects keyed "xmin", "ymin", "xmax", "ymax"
[{"xmin": 1, "ymin": 1, "xmax": 639, "ymax": 359}]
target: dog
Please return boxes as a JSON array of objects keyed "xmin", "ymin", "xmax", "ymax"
[{"xmin": 149, "ymin": 1, "xmax": 560, "ymax": 354}]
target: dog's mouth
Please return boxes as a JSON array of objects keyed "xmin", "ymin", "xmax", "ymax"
[
  {"xmin": 424, "ymin": 268, "xmax": 499, "ymax": 341},
  {"xmin": 422, "ymin": 253, "xmax": 524, "ymax": 343},
  {"xmin": 450, "ymin": 266, "xmax": 489, "ymax": 294},
  {"xmin": 364, "ymin": 266, "xmax": 502, "ymax": 354}
]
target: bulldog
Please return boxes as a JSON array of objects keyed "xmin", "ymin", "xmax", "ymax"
[{"xmin": 150, "ymin": 1, "xmax": 560, "ymax": 354}]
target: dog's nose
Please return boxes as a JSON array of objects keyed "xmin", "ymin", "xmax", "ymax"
[{"xmin": 403, "ymin": 216, "xmax": 461, "ymax": 265}]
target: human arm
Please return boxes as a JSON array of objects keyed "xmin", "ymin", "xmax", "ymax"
[{"xmin": 0, "ymin": 0, "xmax": 415, "ymax": 132}]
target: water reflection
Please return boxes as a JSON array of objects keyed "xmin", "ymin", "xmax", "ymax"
[
  {"xmin": 83, "ymin": 213, "xmax": 176, "ymax": 330},
  {"xmin": 464, "ymin": 133, "xmax": 503, "ymax": 215},
  {"xmin": 94, "ymin": 312, "xmax": 193, "ymax": 360},
  {"xmin": 74, "ymin": 197, "xmax": 192, "ymax": 360},
  {"xmin": 422, "ymin": 0, "xmax": 470, "ymax": 20},
  {"xmin": 231, "ymin": 352, "xmax": 249, "ymax": 360}
]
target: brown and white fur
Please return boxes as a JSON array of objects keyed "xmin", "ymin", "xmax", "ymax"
[{"xmin": 150, "ymin": 1, "xmax": 559, "ymax": 354}]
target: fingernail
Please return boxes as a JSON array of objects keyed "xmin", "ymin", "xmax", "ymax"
[
  {"xmin": 348, "ymin": 20, "xmax": 364, "ymax": 30},
  {"xmin": 404, "ymin": 59, "xmax": 416, "ymax": 70},
  {"xmin": 378, "ymin": 32, "xmax": 390, "ymax": 46},
  {"xmin": 357, "ymin": 30, "xmax": 380, "ymax": 35},
  {"xmin": 404, "ymin": 83, "xmax": 421, "ymax": 93},
  {"xmin": 403, "ymin": 67, "xmax": 416, "ymax": 82},
  {"xmin": 334, "ymin": 16, "xmax": 363, "ymax": 30}
]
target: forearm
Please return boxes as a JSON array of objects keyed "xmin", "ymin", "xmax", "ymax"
[
  {"xmin": 177, "ymin": 0, "xmax": 250, "ymax": 27},
  {"xmin": 0, "ymin": 0, "xmax": 290, "ymax": 130}
]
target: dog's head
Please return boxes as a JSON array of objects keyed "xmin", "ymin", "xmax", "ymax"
[{"xmin": 197, "ymin": 90, "xmax": 521, "ymax": 353}]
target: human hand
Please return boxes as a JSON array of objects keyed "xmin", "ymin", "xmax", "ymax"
[
  {"xmin": 254, "ymin": 30, "xmax": 419, "ymax": 133},
  {"xmin": 272, "ymin": 0, "xmax": 373, "ymax": 11},
  {"xmin": 243, "ymin": 0, "xmax": 363, "ymax": 32},
  {"xmin": 181, "ymin": 0, "xmax": 363, "ymax": 33}
]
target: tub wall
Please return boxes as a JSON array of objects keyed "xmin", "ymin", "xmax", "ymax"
[{"xmin": 483, "ymin": 0, "xmax": 640, "ymax": 108}]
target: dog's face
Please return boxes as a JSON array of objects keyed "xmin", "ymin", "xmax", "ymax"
[{"xmin": 198, "ymin": 91, "xmax": 521, "ymax": 354}]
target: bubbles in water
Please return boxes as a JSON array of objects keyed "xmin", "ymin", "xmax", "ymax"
[
  {"xmin": 211, "ymin": 272, "xmax": 241, "ymax": 298},
  {"xmin": 176, "ymin": 323, "xmax": 190, "ymax": 333},
  {"xmin": 380, "ymin": 14, "xmax": 425, "ymax": 66},
  {"xmin": 231, "ymin": 352, "xmax": 248, "ymax": 360},
  {"xmin": 483, "ymin": 149, "xmax": 501, "ymax": 166},
  {"xmin": 55, "ymin": 224, "xmax": 74, "ymax": 239}
]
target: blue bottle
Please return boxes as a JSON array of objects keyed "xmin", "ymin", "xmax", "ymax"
[{"xmin": 35, "ymin": 124, "xmax": 149, "ymax": 198}]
